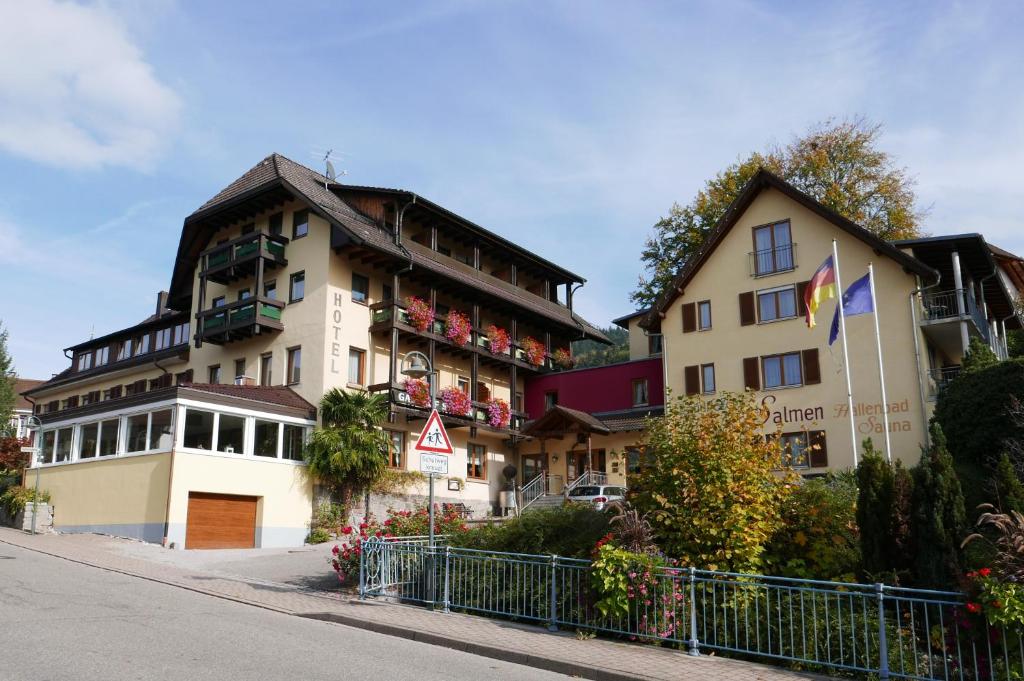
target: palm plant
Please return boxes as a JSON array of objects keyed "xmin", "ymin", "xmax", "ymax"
[{"xmin": 304, "ymin": 389, "xmax": 391, "ymax": 510}]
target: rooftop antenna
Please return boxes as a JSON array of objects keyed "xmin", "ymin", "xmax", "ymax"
[{"xmin": 314, "ymin": 148, "xmax": 348, "ymax": 190}]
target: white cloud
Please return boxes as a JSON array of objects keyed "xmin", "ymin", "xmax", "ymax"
[{"xmin": 0, "ymin": 0, "xmax": 181, "ymax": 170}]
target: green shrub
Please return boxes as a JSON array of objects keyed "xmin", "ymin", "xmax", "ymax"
[
  {"xmin": 910, "ymin": 424, "xmax": 967, "ymax": 589},
  {"xmin": 310, "ymin": 501, "xmax": 348, "ymax": 535},
  {"xmin": 451, "ymin": 505, "xmax": 611, "ymax": 559},
  {"xmin": 765, "ymin": 471, "xmax": 860, "ymax": 581},
  {"xmin": 0, "ymin": 486, "xmax": 50, "ymax": 517},
  {"xmin": 307, "ymin": 527, "xmax": 332, "ymax": 544},
  {"xmin": 961, "ymin": 336, "xmax": 999, "ymax": 374},
  {"xmin": 856, "ymin": 440, "xmax": 895, "ymax": 577},
  {"xmin": 993, "ymin": 453, "xmax": 1024, "ymax": 514}
]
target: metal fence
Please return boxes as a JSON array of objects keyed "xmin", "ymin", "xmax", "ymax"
[{"xmin": 359, "ymin": 538, "xmax": 1024, "ymax": 680}]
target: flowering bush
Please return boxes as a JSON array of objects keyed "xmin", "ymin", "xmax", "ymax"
[
  {"xmin": 330, "ymin": 507, "xmax": 469, "ymax": 584},
  {"xmin": 519, "ymin": 336, "xmax": 546, "ymax": 366},
  {"xmin": 485, "ymin": 325, "xmax": 511, "ymax": 355},
  {"xmin": 445, "ymin": 310, "xmax": 472, "ymax": 346},
  {"xmin": 403, "ymin": 378, "xmax": 431, "ymax": 407},
  {"xmin": 591, "ymin": 542, "xmax": 683, "ymax": 639},
  {"xmin": 551, "ymin": 347, "xmax": 574, "ymax": 369},
  {"xmin": 440, "ymin": 386, "xmax": 472, "ymax": 416},
  {"xmin": 405, "ymin": 296, "xmax": 435, "ymax": 333},
  {"xmin": 964, "ymin": 567, "xmax": 1024, "ymax": 630},
  {"xmin": 486, "ymin": 398, "xmax": 511, "ymax": 429}
]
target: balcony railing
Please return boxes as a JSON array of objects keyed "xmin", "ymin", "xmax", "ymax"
[
  {"xmin": 749, "ymin": 243, "xmax": 797, "ymax": 277},
  {"xmin": 926, "ymin": 365, "xmax": 961, "ymax": 398},
  {"xmin": 368, "ymin": 382, "xmax": 527, "ymax": 433},
  {"xmin": 200, "ymin": 232, "xmax": 288, "ymax": 284},
  {"xmin": 196, "ymin": 297, "xmax": 285, "ymax": 344},
  {"xmin": 919, "ymin": 288, "xmax": 990, "ymax": 342},
  {"xmin": 369, "ymin": 301, "xmax": 560, "ymax": 372}
]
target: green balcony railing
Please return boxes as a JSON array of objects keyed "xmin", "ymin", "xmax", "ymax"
[{"xmin": 260, "ymin": 303, "xmax": 282, "ymax": 321}]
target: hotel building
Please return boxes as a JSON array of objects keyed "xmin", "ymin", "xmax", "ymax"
[
  {"xmin": 641, "ymin": 170, "xmax": 1024, "ymax": 471},
  {"xmin": 21, "ymin": 153, "xmax": 607, "ymax": 548}
]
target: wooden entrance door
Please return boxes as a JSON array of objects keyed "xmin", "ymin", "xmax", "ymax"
[
  {"xmin": 185, "ymin": 492, "xmax": 258, "ymax": 550},
  {"xmin": 567, "ymin": 451, "xmax": 587, "ymax": 482},
  {"xmin": 521, "ymin": 453, "xmax": 547, "ymax": 485}
]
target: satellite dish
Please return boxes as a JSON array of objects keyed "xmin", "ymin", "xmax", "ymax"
[{"xmin": 325, "ymin": 159, "xmax": 337, "ymax": 181}]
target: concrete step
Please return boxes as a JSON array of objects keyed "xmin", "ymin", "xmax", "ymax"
[{"xmin": 522, "ymin": 494, "xmax": 564, "ymax": 512}]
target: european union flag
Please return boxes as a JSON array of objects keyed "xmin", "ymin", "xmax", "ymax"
[{"xmin": 829, "ymin": 272, "xmax": 874, "ymax": 346}]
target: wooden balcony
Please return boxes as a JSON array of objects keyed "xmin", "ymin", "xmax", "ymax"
[
  {"xmin": 368, "ymin": 301, "xmax": 563, "ymax": 374},
  {"xmin": 196, "ymin": 297, "xmax": 285, "ymax": 345},
  {"xmin": 200, "ymin": 232, "xmax": 288, "ymax": 285},
  {"xmin": 367, "ymin": 381, "xmax": 528, "ymax": 434}
]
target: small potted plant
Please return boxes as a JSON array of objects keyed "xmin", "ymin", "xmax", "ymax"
[
  {"xmin": 403, "ymin": 378, "xmax": 431, "ymax": 407},
  {"xmin": 445, "ymin": 310, "xmax": 472, "ymax": 346},
  {"xmin": 405, "ymin": 296, "xmax": 435, "ymax": 333},
  {"xmin": 486, "ymin": 397, "xmax": 511, "ymax": 429},
  {"xmin": 439, "ymin": 386, "xmax": 472, "ymax": 416}
]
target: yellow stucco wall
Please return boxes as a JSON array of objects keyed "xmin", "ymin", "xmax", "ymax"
[
  {"xmin": 33, "ymin": 452, "xmax": 171, "ymax": 543},
  {"xmin": 660, "ymin": 187, "xmax": 932, "ymax": 471},
  {"xmin": 165, "ymin": 451, "xmax": 313, "ymax": 548}
]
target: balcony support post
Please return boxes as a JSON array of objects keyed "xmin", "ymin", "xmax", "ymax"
[
  {"xmin": 471, "ymin": 304, "xmax": 480, "ymax": 404},
  {"xmin": 951, "ymin": 250, "xmax": 970, "ymax": 353},
  {"xmin": 195, "ymin": 272, "xmax": 207, "ymax": 349},
  {"xmin": 510, "ymin": 263, "xmax": 518, "ymax": 287}
]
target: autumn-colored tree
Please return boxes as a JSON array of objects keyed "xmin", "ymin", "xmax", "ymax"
[
  {"xmin": 632, "ymin": 117, "xmax": 923, "ymax": 307},
  {"xmin": 631, "ymin": 391, "xmax": 794, "ymax": 573}
]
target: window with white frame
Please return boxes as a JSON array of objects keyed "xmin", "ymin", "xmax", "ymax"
[
  {"xmin": 97, "ymin": 419, "xmax": 119, "ymax": 456},
  {"xmin": 125, "ymin": 408, "xmax": 174, "ymax": 453},
  {"xmin": 126, "ymin": 413, "xmax": 149, "ymax": 452},
  {"xmin": 41, "ymin": 430, "xmax": 56, "ymax": 464},
  {"xmin": 183, "ymin": 409, "xmax": 215, "ymax": 449},
  {"xmin": 283, "ymin": 424, "xmax": 305, "ymax": 461},
  {"xmin": 217, "ymin": 414, "xmax": 245, "ymax": 454},
  {"xmin": 254, "ymin": 419, "xmax": 279, "ymax": 458},
  {"xmin": 758, "ymin": 285, "xmax": 798, "ymax": 323},
  {"xmin": 78, "ymin": 423, "xmax": 98, "ymax": 459}
]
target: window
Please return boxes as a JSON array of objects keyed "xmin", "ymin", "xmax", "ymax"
[
  {"xmin": 208, "ymin": 365, "xmax": 221, "ymax": 384},
  {"xmin": 626, "ymin": 447, "xmax": 643, "ymax": 475},
  {"xmin": 632, "ymin": 378, "xmax": 649, "ymax": 406},
  {"xmin": 150, "ymin": 410, "xmax": 173, "ymax": 450},
  {"xmin": 387, "ymin": 431, "xmax": 404, "ymax": 468},
  {"xmin": 234, "ymin": 358, "xmax": 246, "ymax": 382},
  {"xmin": 352, "ymin": 273, "xmax": 369, "ymax": 303},
  {"xmin": 457, "ymin": 376, "xmax": 470, "ymax": 395},
  {"xmin": 348, "ymin": 347, "xmax": 365, "ymax": 386},
  {"xmin": 172, "ymin": 322, "xmax": 190, "ymax": 345},
  {"xmin": 78, "ymin": 352, "xmax": 92, "ymax": 371},
  {"xmin": 758, "ymin": 286, "xmax": 798, "ymax": 323},
  {"xmin": 287, "ymin": 347, "xmax": 301, "ymax": 384},
  {"xmin": 698, "ymin": 301, "xmax": 712, "ymax": 330},
  {"xmin": 763, "ymin": 352, "xmax": 802, "ymax": 389},
  {"xmin": 126, "ymin": 413, "xmax": 149, "ymax": 453},
  {"xmin": 264, "ymin": 280, "xmax": 277, "ymax": 300},
  {"xmin": 212, "ymin": 296, "xmax": 226, "ymax": 308},
  {"xmin": 116, "ymin": 339, "xmax": 133, "ymax": 361},
  {"xmin": 183, "ymin": 409, "xmax": 214, "ymax": 449},
  {"xmin": 77, "ymin": 423, "xmax": 98, "ymax": 459},
  {"xmin": 154, "ymin": 327, "xmax": 171, "ymax": 351},
  {"xmin": 269, "ymin": 212, "xmax": 283, "ymax": 236},
  {"xmin": 292, "ymin": 209, "xmax": 309, "ymax": 239},
  {"xmin": 135, "ymin": 333, "xmax": 150, "ymax": 356},
  {"xmin": 544, "ymin": 391, "xmax": 558, "ymax": 411},
  {"xmin": 648, "ymin": 333, "xmax": 663, "ymax": 356},
  {"xmin": 282, "ymin": 424, "xmax": 305, "ymax": 461},
  {"xmin": 254, "ymin": 420, "xmax": 279, "ymax": 458},
  {"xmin": 95, "ymin": 346, "xmax": 109, "ymax": 366},
  {"xmin": 753, "ymin": 221, "xmax": 794, "ymax": 275},
  {"xmin": 98, "ymin": 419, "xmax": 119, "ymax": 456},
  {"xmin": 41, "ymin": 431, "xmax": 56, "ymax": 464},
  {"xmin": 701, "ymin": 363, "xmax": 716, "ymax": 394},
  {"xmin": 382, "ymin": 283, "xmax": 393, "ymax": 301},
  {"xmin": 289, "ymin": 271, "xmax": 305, "ymax": 302},
  {"xmin": 53, "ymin": 427, "xmax": 72, "ymax": 463},
  {"xmin": 779, "ymin": 432, "xmax": 811, "ymax": 469},
  {"xmin": 260, "ymin": 353, "xmax": 273, "ymax": 386},
  {"xmin": 238, "ymin": 288, "xmax": 251, "ymax": 301},
  {"xmin": 467, "ymin": 443, "xmax": 486, "ymax": 479},
  {"xmin": 217, "ymin": 414, "xmax": 245, "ymax": 454}
]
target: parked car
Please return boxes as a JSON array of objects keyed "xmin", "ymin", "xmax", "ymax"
[{"xmin": 565, "ymin": 484, "xmax": 626, "ymax": 511}]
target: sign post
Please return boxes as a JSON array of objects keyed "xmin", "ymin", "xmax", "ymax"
[
  {"xmin": 21, "ymin": 443, "xmax": 41, "ymax": 535},
  {"xmin": 413, "ymin": 409, "xmax": 454, "ymax": 549}
]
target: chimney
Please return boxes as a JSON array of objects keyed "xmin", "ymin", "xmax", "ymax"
[{"xmin": 156, "ymin": 291, "xmax": 169, "ymax": 316}]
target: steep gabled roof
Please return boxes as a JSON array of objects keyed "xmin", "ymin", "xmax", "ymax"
[{"xmin": 641, "ymin": 170, "xmax": 938, "ymax": 329}]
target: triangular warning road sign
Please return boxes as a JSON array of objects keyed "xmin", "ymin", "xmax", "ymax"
[{"xmin": 413, "ymin": 409, "xmax": 454, "ymax": 455}]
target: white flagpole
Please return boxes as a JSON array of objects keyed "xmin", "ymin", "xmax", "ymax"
[
  {"xmin": 868, "ymin": 263, "xmax": 892, "ymax": 462},
  {"xmin": 832, "ymin": 239, "xmax": 859, "ymax": 466}
]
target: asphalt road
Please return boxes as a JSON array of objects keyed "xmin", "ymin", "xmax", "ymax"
[{"xmin": 0, "ymin": 542, "xmax": 570, "ymax": 681}]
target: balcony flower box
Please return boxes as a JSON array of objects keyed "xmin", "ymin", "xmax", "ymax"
[
  {"xmin": 403, "ymin": 378, "xmax": 431, "ymax": 407},
  {"xmin": 485, "ymin": 325, "xmax": 511, "ymax": 355},
  {"xmin": 520, "ymin": 336, "xmax": 546, "ymax": 366},
  {"xmin": 486, "ymin": 398, "xmax": 511, "ymax": 429},
  {"xmin": 445, "ymin": 310, "xmax": 472, "ymax": 346},
  {"xmin": 440, "ymin": 386, "xmax": 472, "ymax": 417},
  {"xmin": 551, "ymin": 347, "xmax": 574, "ymax": 370},
  {"xmin": 405, "ymin": 296, "xmax": 435, "ymax": 334}
]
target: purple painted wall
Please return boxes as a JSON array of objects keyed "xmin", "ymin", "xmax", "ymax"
[{"xmin": 524, "ymin": 357, "xmax": 664, "ymax": 419}]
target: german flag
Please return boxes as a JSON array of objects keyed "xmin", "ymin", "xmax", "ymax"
[{"xmin": 804, "ymin": 255, "xmax": 837, "ymax": 328}]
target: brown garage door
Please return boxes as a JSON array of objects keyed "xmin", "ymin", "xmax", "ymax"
[{"xmin": 185, "ymin": 492, "xmax": 258, "ymax": 550}]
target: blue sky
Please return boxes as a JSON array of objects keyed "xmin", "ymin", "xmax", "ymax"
[{"xmin": 2, "ymin": 0, "xmax": 1023, "ymax": 380}]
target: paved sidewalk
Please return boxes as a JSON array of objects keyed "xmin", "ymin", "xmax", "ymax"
[{"xmin": 0, "ymin": 528, "xmax": 832, "ymax": 681}]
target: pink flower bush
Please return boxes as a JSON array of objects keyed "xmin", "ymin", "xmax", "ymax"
[
  {"xmin": 440, "ymin": 386, "xmax": 472, "ymax": 416},
  {"xmin": 520, "ymin": 336, "xmax": 546, "ymax": 366},
  {"xmin": 486, "ymin": 398, "xmax": 511, "ymax": 429},
  {"xmin": 551, "ymin": 347, "xmax": 574, "ymax": 369},
  {"xmin": 405, "ymin": 296, "xmax": 435, "ymax": 333},
  {"xmin": 445, "ymin": 310, "xmax": 472, "ymax": 346},
  {"xmin": 403, "ymin": 378, "xmax": 431, "ymax": 407},
  {"xmin": 485, "ymin": 325, "xmax": 511, "ymax": 355}
]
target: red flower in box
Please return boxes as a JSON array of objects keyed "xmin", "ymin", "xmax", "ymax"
[
  {"xmin": 551, "ymin": 347, "xmax": 574, "ymax": 369},
  {"xmin": 520, "ymin": 336, "xmax": 546, "ymax": 366},
  {"xmin": 403, "ymin": 378, "xmax": 431, "ymax": 407},
  {"xmin": 485, "ymin": 325, "xmax": 511, "ymax": 355},
  {"xmin": 440, "ymin": 386, "xmax": 472, "ymax": 416},
  {"xmin": 404, "ymin": 296, "xmax": 435, "ymax": 333},
  {"xmin": 445, "ymin": 310, "xmax": 472, "ymax": 346},
  {"xmin": 486, "ymin": 397, "xmax": 511, "ymax": 429}
]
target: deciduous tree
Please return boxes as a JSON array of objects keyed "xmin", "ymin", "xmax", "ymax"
[{"xmin": 0, "ymin": 321, "xmax": 16, "ymax": 435}]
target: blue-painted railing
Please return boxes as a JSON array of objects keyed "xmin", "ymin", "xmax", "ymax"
[{"xmin": 359, "ymin": 538, "xmax": 1024, "ymax": 680}]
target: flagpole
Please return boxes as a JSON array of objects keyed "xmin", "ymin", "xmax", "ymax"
[
  {"xmin": 868, "ymin": 263, "xmax": 892, "ymax": 462},
  {"xmin": 832, "ymin": 239, "xmax": 859, "ymax": 466}
]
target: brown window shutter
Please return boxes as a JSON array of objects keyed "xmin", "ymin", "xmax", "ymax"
[
  {"xmin": 682, "ymin": 302, "xmax": 697, "ymax": 333},
  {"xmin": 743, "ymin": 357, "xmax": 761, "ymax": 390},
  {"xmin": 134, "ymin": 379, "xmax": 147, "ymax": 394},
  {"xmin": 802, "ymin": 348, "xmax": 821, "ymax": 385},
  {"xmin": 809, "ymin": 430, "xmax": 828, "ymax": 467},
  {"xmin": 739, "ymin": 292, "xmax": 756, "ymax": 326},
  {"xmin": 67, "ymin": 395, "xmax": 79, "ymax": 409},
  {"xmin": 796, "ymin": 281, "xmax": 810, "ymax": 317},
  {"xmin": 683, "ymin": 365, "xmax": 700, "ymax": 396}
]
